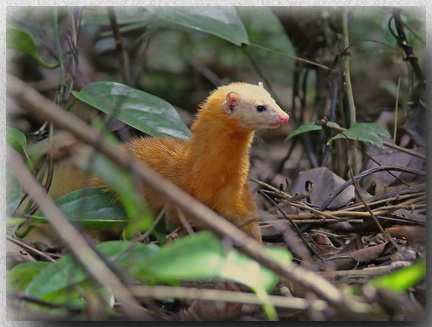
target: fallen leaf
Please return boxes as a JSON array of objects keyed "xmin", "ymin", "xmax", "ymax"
[
  {"xmin": 361, "ymin": 147, "xmax": 425, "ymax": 195},
  {"xmin": 288, "ymin": 167, "xmax": 356, "ymax": 208},
  {"xmin": 7, "ymin": 239, "xmax": 36, "ymax": 269}
]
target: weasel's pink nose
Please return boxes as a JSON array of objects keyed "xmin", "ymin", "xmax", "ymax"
[{"xmin": 278, "ymin": 113, "xmax": 290, "ymax": 122}]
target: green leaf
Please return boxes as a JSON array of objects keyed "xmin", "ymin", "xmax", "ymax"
[
  {"xmin": 328, "ymin": 123, "xmax": 391, "ymax": 148},
  {"xmin": 25, "ymin": 241, "xmax": 158, "ymax": 302},
  {"xmin": 7, "ymin": 27, "xmax": 58, "ymax": 69},
  {"xmin": 6, "ymin": 167, "xmax": 22, "ymax": 216},
  {"xmin": 131, "ymin": 231, "xmax": 291, "ymax": 292},
  {"xmin": 83, "ymin": 7, "xmax": 153, "ymax": 25},
  {"xmin": 72, "ymin": 82, "xmax": 190, "ymax": 140},
  {"xmin": 7, "ymin": 127, "xmax": 34, "ymax": 173},
  {"xmin": 7, "ymin": 127, "xmax": 27, "ymax": 155},
  {"xmin": 371, "ymin": 258, "xmax": 426, "ymax": 293},
  {"xmin": 131, "ymin": 231, "xmax": 290, "ymax": 321},
  {"xmin": 8, "ymin": 262, "xmax": 50, "ymax": 292},
  {"xmin": 29, "ymin": 188, "xmax": 129, "ymax": 230},
  {"xmin": 285, "ymin": 122, "xmax": 322, "ymax": 141},
  {"xmin": 147, "ymin": 6, "xmax": 249, "ymax": 46}
]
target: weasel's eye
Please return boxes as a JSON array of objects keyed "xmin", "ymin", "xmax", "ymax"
[{"xmin": 256, "ymin": 105, "xmax": 267, "ymax": 112}]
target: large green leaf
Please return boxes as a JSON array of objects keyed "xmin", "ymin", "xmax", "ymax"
[
  {"xmin": 72, "ymin": 82, "xmax": 190, "ymax": 140},
  {"xmin": 6, "ymin": 167, "xmax": 22, "ymax": 217},
  {"xmin": 7, "ymin": 127, "xmax": 27, "ymax": 156},
  {"xmin": 328, "ymin": 123, "xmax": 391, "ymax": 148},
  {"xmin": 8, "ymin": 262, "xmax": 50, "ymax": 292},
  {"xmin": 131, "ymin": 231, "xmax": 291, "ymax": 292},
  {"xmin": 29, "ymin": 187, "xmax": 128, "ymax": 230},
  {"xmin": 147, "ymin": 6, "xmax": 249, "ymax": 46},
  {"xmin": 25, "ymin": 241, "xmax": 158, "ymax": 302},
  {"xmin": 7, "ymin": 127, "xmax": 34, "ymax": 173},
  {"xmin": 7, "ymin": 27, "xmax": 58, "ymax": 69},
  {"xmin": 131, "ymin": 231, "xmax": 290, "ymax": 320},
  {"xmin": 285, "ymin": 122, "xmax": 323, "ymax": 141}
]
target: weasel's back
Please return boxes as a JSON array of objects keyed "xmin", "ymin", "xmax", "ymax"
[{"xmin": 124, "ymin": 137, "xmax": 188, "ymax": 180}]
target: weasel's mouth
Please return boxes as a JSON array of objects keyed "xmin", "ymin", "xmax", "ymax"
[{"xmin": 268, "ymin": 122, "xmax": 282, "ymax": 128}]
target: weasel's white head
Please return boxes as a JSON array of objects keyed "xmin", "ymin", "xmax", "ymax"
[{"xmin": 222, "ymin": 82, "xmax": 289, "ymax": 130}]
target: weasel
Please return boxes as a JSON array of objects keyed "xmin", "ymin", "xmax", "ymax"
[{"xmin": 93, "ymin": 82, "xmax": 289, "ymax": 241}]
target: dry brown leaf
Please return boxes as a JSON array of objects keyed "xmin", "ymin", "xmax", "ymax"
[
  {"xmin": 311, "ymin": 232, "xmax": 340, "ymax": 257},
  {"xmin": 288, "ymin": 167, "xmax": 357, "ymax": 208},
  {"xmin": 324, "ymin": 242, "xmax": 390, "ymax": 271},
  {"xmin": 6, "ymin": 239, "xmax": 36, "ymax": 269}
]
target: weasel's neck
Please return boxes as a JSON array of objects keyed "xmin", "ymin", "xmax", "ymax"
[{"xmin": 188, "ymin": 115, "xmax": 254, "ymax": 189}]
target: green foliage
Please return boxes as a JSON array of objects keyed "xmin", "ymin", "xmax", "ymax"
[
  {"xmin": 7, "ymin": 27, "xmax": 59, "ymax": 69},
  {"xmin": 328, "ymin": 123, "xmax": 391, "ymax": 148},
  {"xmin": 8, "ymin": 262, "xmax": 50, "ymax": 292},
  {"xmin": 131, "ymin": 231, "xmax": 290, "ymax": 290},
  {"xmin": 371, "ymin": 258, "xmax": 426, "ymax": 293},
  {"xmin": 131, "ymin": 231, "xmax": 291, "ymax": 320},
  {"xmin": 238, "ymin": 7, "xmax": 292, "ymax": 53},
  {"xmin": 72, "ymin": 82, "xmax": 191, "ymax": 140},
  {"xmin": 10, "ymin": 241, "xmax": 157, "ymax": 310},
  {"xmin": 29, "ymin": 187, "xmax": 128, "ymax": 230},
  {"xmin": 147, "ymin": 6, "xmax": 249, "ymax": 46},
  {"xmin": 286, "ymin": 121, "xmax": 390, "ymax": 148},
  {"xmin": 6, "ymin": 167, "xmax": 22, "ymax": 217},
  {"xmin": 9, "ymin": 233, "xmax": 291, "ymax": 319},
  {"xmin": 286, "ymin": 122, "xmax": 323, "ymax": 141},
  {"xmin": 7, "ymin": 127, "xmax": 34, "ymax": 173}
]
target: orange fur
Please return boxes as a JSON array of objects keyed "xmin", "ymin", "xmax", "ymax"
[{"xmin": 93, "ymin": 82, "xmax": 289, "ymax": 241}]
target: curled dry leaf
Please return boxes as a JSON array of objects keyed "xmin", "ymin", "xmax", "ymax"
[
  {"xmin": 324, "ymin": 242, "xmax": 392, "ymax": 271},
  {"xmin": 288, "ymin": 167, "xmax": 358, "ymax": 208},
  {"xmin": 6, "ymin": 239, "xmax": 36, "ymax": 269}
]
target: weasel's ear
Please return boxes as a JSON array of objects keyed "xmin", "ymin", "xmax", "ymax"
[{"xmin": 223, "ymin": 91, "xmax": 241, "ymax": 115}]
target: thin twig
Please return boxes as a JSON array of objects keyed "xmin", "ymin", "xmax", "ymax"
[
  {"xmin": 130, "ymin": 285, "xmax": 331, "ymax": 312},
  {"xmin": 259, "ymin": 190, "xmax": 320, "ymax": 261},
  {"xmin": 348, "ymin": 168, "xmax": 398, "ymax": 248},
  {"xmin": 136, "ymin": 204, "xmax": 167, "ymax": 242},
  {"xmin": 6, "ymin": 235, "xmax": 56, "ymax": 263},
  {"xmin": 249, "ymin": 42, "xmax": 330, "ymax": 71},
  {"xmin": 177, "ymin": 208, "xmax": 195, "ymax": 236},
  {"xmin": 108, "ymin": 7, "xmax": 131, "ymax": 85}
]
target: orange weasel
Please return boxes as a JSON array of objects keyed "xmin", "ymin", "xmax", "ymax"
[{"xmin": 94, "ymin": 82, "xmax": 289, "ymax": 241}]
